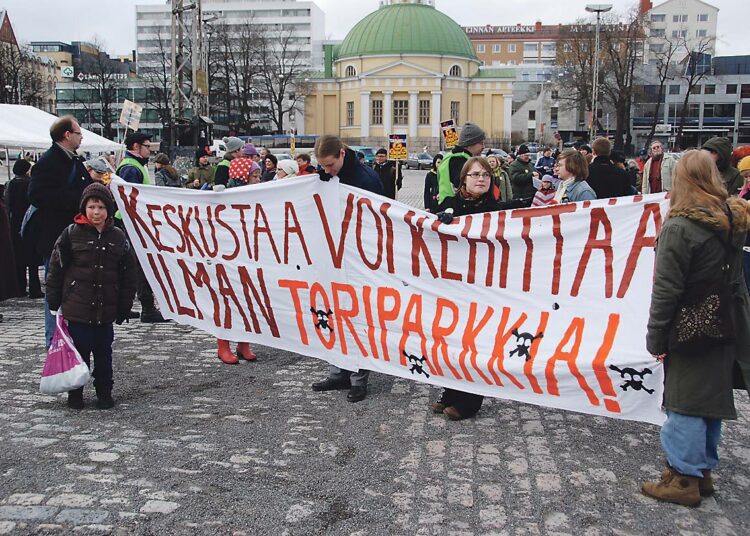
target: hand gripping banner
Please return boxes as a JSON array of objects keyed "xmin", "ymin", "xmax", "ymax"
[{"xmin": 111, "ymin": 177, "xmax": 669, "ymax": 424}]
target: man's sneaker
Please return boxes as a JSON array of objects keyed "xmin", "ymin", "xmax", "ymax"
[
  {"xmin": 311, "ymin": 378, "xmax": 351, "ymax": 392},
  {"xmin": 140, "ymin": 308, "xmax": 169, "ymax": 323}
]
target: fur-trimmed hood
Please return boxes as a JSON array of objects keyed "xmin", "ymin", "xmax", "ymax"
[{"xmin": 669, "ymin": 197, "xmax": 750, "ymax": 234}]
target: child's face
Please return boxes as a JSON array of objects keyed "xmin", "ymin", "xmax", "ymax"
[
  {"xmin": 542, "ymin": 180, "xmax": 552, "ymax": 189},
  {"xmin": 86, "ymin": 199, "xmax": 108, "ymax": 227},
  {"xmin": 742, "ymin": 170, "xmax": 750, "ymax": 185}
]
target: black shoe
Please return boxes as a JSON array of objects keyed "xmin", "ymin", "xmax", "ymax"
[
  {"xmin": 126, "ymin": 310, "xmax": 140, "ymax": 319},
  {"xmin": 140, "ymin": 308, "xmax": 169, "ymax": 323},
  {"xmin": 95, "ymin": 387, "xmax": 115, "ymax": 410},
  {"xmin": 347, "ymin": 385, "xmax": 367, "ymax": 403},
  {"xmin": 67, "ymin": 388, "xmax": 84, "ymax": 410},
  {"xmin": 29, "ymin": 292, "xmax": 44, "ymax": 299},
  {"xmin": 311, "ymin": 377, "xmax": 351, "ymax": 392}
]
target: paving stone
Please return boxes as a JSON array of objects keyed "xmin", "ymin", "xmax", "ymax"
[
  {"xmin": 0, "ymin": 505, "xmax": 57, "ymax": 520},
  {"xmin": 55, "ymin": 509, "xmax": 110, "ymax": 524},
  {"xmin": 139, "ymin": 501, "xmax": 180, "ymax": 514}
]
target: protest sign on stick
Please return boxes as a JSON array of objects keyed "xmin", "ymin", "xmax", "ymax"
[{"xmin": 112, "ymin": 176, "xmax": 668, "ymax": 425}]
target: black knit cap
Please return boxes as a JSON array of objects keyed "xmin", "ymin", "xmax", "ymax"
[
  {"xmin": 12, "ymin": 159, "xmax": 32, "ymax": 176},
  {"xmin": 80, "ymin": 182, "xmax": 116, "ymax": 219},
  {"xmin": 124, "ymin": 131, "xmax": 152, "ymax": 149}
]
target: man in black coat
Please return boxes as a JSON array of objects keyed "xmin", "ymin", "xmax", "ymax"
[
  {"xmin": 312, "ymin": 135, "xmax": 383, "ymax": 403},
  {"xmin": 372, "ymin": 148, "xmax": 403, "ymax": 199},
  {"xmin": 586, "ymin": 137, "xmax": 633, "ymax": 199},
  {"xmin": 28, "ymin": 115, "xmax": 92, "ymax": 347}
]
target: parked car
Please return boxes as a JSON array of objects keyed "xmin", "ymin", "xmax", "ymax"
[
  {"xmin": 483, "ymin": 148, "xmax": 509, "ymax": 160},
  {"xmin": 404, "ymin": 152, "xmax": 434, "ymax": 170},
  {"xmin": 209, "ymin": 140, "xmax": 226, "ymax": 158},
  {"xmin": 349, "ymin": 146, "xmax": 376, "ymax": 166},
  {"xmin": 273, "ymin": 153, "xmax": 293, "ymax": 161}
]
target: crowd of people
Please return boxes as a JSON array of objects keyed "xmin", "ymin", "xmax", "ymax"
[{"xmin": 0, "ymin": 115, "xmax": 749, "ymax": 509}]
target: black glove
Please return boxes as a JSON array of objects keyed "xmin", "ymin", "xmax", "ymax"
[
  {"xmin": 115, "ymin": 313, "xmax": 129, "ymax": 326},
  {"xmin": 435, "ymin": 209, "xmax": 454, "ymax": 224}
]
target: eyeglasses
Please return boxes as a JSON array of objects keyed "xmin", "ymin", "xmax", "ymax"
[
  {"xmin": 69, "ymin": 130, "xmax": 82, "ymax": 136},
  {"xmin": 467, "ymin": 172, "xmax": 491, "ymax": 179}
]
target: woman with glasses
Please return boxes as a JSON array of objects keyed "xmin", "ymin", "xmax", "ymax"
[{"xmin": 553, "ymin": 149, "xmax": 596, "ymax": 203}]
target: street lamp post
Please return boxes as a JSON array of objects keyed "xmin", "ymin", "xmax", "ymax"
[{"xmin": 586, "ymin": 3, "xmax": 612, "ymax": 141}]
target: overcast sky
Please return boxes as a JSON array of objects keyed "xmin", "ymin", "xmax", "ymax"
[{"xmin": 3, "ymin": 0, "xmax": 746, "ymax": 57}]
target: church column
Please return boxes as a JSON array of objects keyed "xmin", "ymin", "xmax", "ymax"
[
  {"xmin": 360, "ymin": 91, "xmax": 371, "ymax": 138},
  {"xmin": 383, "ymin": 90, "xmax": 393, "ymax": 135},
  {"xmin": 503, "ymin": 93, "xmax": 513, "ymax": 142},
  {"xmin": 408, "ymin": 90, "xmax": 419, "ymax": 138},
  {"xmin": 431, "ymin": 90, "xmax": 442, "ymax": 138}
]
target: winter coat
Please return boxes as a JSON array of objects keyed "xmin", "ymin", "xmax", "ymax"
[
  {"xmin": 436, "ymin": 146, "xmax": 471, "ymax": 203},
  {"xmin": 703, "ymin": 137, "xmax": 743, "ymax": 196},
  {"xmin": 587, "ymin": 156, "xmax": 633, "ymax": 199},
  {"xmin": 46, "ymin": 218, "xmax": 137, "ymax": 325},
  {"xmin": 214, "ymin": 157, "xmax": 232, "ymax": 187},
  {"xmin": 0, "ymin": 198, "xmax": 22, "ymax": 301},
  {"xmin": 423, "ymin": 169, "xmax": 439, "ymax": 212},
  {"xmin": 116, "ymin": 153, "xmax": 151, "ymax": 184},
  {"xmin": 261, "ymin": 168, "xmax": 277, "ymax": 183},
  {"xmin": 154, "ymin": 165, "xmax": 183, "ymax": 188},
  {"xmin": 642, "ymin": 154, "xmax": 676, "ymax": 193},
  {"xmin": 27, "ymin": 143, "xmax": 92, "ymax": 259},
  {"xmin": 437, "ymin": 190, "xmax": 530, "ymax": 215},
  {"xmin": 491, "ymin": 167, "xmax": 513, "ymax": 202},
  {"xmin": 3, "ymin": 174, "xmax": 39, "ymax": 268},
  {"xmin": 187, "ymin": 164, "xmax": 215, "ymax": 188},
  {"xmin": 319, "ymin": 148, "xmax": 383, "ymax": 195},
  {"xmin": 373, "ymin": 160, "xmax": 403, "ymax": 200},
  {"xmin": 508, "ymin": 158, "xmax": 537, "ymax": 199},
  {"xmin": 646, "ymin": 198, "xmax": 750, "ymax": 419}
]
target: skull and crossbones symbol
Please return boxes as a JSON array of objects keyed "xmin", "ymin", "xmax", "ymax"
[
  {"xmin": 609, "ymin": 365, "xmax": 654, "ymax": 394},
  {"xmin": 509, "ymin": 329, "xmax": 544, "ymax": 361},
  {"xmin": 310, "ymin": 307, "xmax": 333, "ymax": 331},
  {"xmin": 403, "ymin": 351, "xmax": 430, "ymax": 378}
]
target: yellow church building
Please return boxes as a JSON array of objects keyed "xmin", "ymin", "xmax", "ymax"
[{"xmin": 302, "ymin": 0, "xmax": 514, "ymax": 151}]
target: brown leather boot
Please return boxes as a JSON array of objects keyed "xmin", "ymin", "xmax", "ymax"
[
  {"xmin": 217, "ymin": 339, "xmax": 239, "ymax": 365},
  {"xmin": 236, "ymin": 342, "xmax": 257, "ymax": 361},
  {"xmin": 641, "ymin": 467, "xmax": 701, "ymax": 507},
  {"xmin": 699, "ymin": 469, "xmax": 715, "ymax": 497}
]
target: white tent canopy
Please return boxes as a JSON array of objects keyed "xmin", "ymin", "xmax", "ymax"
[{"xmin": 0, "ymin": 104, "xmax": 122, "ymax": 153}]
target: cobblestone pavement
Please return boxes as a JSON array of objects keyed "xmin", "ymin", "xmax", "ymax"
[{"xmin": 0, "ymin": 170, "xmax": 748, "ymax": 535}]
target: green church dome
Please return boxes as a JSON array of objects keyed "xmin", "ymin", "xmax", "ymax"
[{"xmin": 335, "ymin": 3, "xmax": 477, "ymax": 61}]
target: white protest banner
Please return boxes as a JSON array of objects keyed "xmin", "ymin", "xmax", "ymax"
[
  {"xmin": 111, "ymin": 177, "xmax": 669, "ymax": 425},
  {"xmin": 119, "ymin": 100, "xmax": 143, "ymax": 131}
]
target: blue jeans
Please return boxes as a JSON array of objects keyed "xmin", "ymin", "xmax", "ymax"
[
  {"xmin": 43, "ymin": 257, "xmax": 54, "ymax": 349},
  {"xmin": 661, "ymin": 410, "xmax": 722, "ymax": 477},
  {"xmin": 67, "ymin": 322, "xmax": 115, "ymax": 389}
]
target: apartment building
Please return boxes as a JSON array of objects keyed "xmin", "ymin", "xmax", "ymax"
[
  {"xmin": 464, "ymin": 22, "xmax": 560, "ymax": 67},
  {"xmin": 646, "ymin": 0, "xmax": 718, "ymax": 57},
  {"xmin": 135, "ymin": 0, "xmax": 326, "ymax": 133}
]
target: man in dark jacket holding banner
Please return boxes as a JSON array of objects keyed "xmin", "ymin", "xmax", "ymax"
[
  {"xmin": 28, "ymin": 115, "xmax": 92, "ymax": 347},
  {"xmin": 312, "ymin": 134, "xmax": 383, "ymax": 402}
]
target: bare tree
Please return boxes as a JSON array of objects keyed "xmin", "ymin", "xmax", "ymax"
[
  {"xmin": 255, "ymin": 25, "xmax": 312, "ymax": 134},
  {"xmin": 73, "ymin": 39, "xmax": 128, "ymax": 139},
  {"xmin": 0, "ymin": 43, "xmax": 44, "ymax": 106},
  {"xmin": 556, "ymin": 20, "xmax": 596, "ymax": 127},
  {"xmin": 643, "ymin": 38, "xmax": 679, "ymax": 149},
  {"xmin": 140, "ymin": 28, "xmax": 175, "ymax": 148},
  {"xmin": 674, "ymin": 36, "xmax": 715, "ymax": 149}
]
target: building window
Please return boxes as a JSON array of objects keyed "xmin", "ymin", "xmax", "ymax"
[
  {"xmin": 551, "ymin": 89, "xmax": 559, "ymax": 100},
  {"xmin": 528, "ymin": 110, "xmax": 536, "ymax": 121},
  {"xmin": 493, "ymin": 44, "xmax": 501, "ymax": 53},
  {"xmin": 726, "ymin": 84, "xmax": 737, "ymax": 94},
  {"xmin": 651, "ymin": 14, "xmax": 665, "ymax": 22},
  {"xmin": 651, "ymin": 29, "xmax": 665, "ymax": 37},
  {"xmin": 450, "ymin": 101, "xmax": 460, "ymax": 124},
  {"xmin": 697, "ymin": 14, "xmax": 709, "ymax": 22},
  {"xmin": 673, "ymin": 14, "xmax": 688, "ymax": 22},
  {"xmin": 449, "ymin": 65, "xmax": 462, "ymax": 77},
  {"xmin": 672, "ymin": 30, "xmax": 687, "ymax": 38},
  {"xmin": 508, "ymin": 43, "xmax": 517, "ymax": 53},
  {"xmin": 704, "ymin": 84, "xmax": 715, "ymax": 95},
  {"xmin": 696, "ymin": 29, "xmax": 707, "ymax": 38},
  {"xmin": 742, "ymin": 84, "xmax": 750, "ymax": 99},
  {"xmin": 418, "ymin": 99, "xmax": 430, "ymax": 125},
  {"xmin": 669, "ymin": 84, "xmax": 681, "ymax": 95},
  {"xmin": 345, "ymin": 65, "xmax": 356, "ymax": 77},
  {"xmin": 649, "ymin": 43, "xmax": 665, "ymax": 53},
  {"xmin": 528, "ymin": 128, "xmax": 536, "ymax": 141},
  {"xmin": 393, "ymin": 99, "xmax": 408, "ymax": 125},
  {"xmin": 477, "ymin": 44, "xmax": 485, "ymax": 53},
  {"xmin": 563, "ymin": 43, "xmax": 572, "ymax": 52},
  {"xmin": 371, "ymin": 99, "xmax": 383, "ymax": 125},
  {"xmin": 551, "ymin": 107, "xmax": 558, "ymax": 124},
  {"xmin": 346, "ymin": 101, "xmax": 354, "ymax": 126},
  {"xmin": 524, "ymin": 42, "xmax": 539, "ymax": 53},
  {"xmin": 542, "ymin": 43, "xmax": 556, "ymax": 53}
]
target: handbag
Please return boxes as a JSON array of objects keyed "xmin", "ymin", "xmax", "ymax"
[
  {"xmin": 39, "ymin": 313, "xmax": 91, "ymax": 394},
  {"xmin": 668, "ymin": 206, "xmax": 736, "ymax": 353}
]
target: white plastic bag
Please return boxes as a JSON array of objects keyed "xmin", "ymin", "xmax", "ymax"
[{"xmin": 39, "ymin": 314, "xmax": 91, "ymax": 394}]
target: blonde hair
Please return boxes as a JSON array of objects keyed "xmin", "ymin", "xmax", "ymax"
[{"xmin": 669, "ymin": 149, "xmax": 729, "ymax": 229}]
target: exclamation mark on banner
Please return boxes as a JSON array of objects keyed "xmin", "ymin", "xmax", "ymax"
[{"xmin": 591, "ymin": 313, "xmax": 621, "ymax": 413}]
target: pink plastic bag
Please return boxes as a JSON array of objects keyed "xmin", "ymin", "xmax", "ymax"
[{"xmin": 39, "ymin": 313, "xmax": 91, "ymax": 394}]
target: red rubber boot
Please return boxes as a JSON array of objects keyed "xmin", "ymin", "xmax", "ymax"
[
  {"xmin": 236, "ymin": 342, "xmax": 257, "ymax": 361},
  {"xmin": 217, "ymin": 339, "xmax": 239, "ymax": 364}
]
